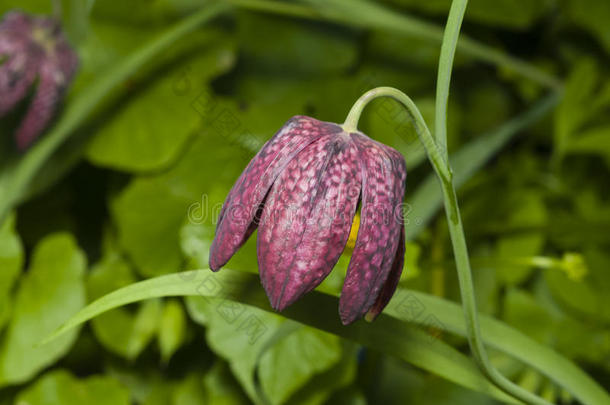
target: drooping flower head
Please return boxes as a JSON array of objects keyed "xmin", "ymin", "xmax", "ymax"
[
  {"xmin": 0, "ymin": 11, "xmax": 78, "ymax": 150},
  {"xmin": 210, "ymin": 116, "xmax": 406, "ymax": 325}
]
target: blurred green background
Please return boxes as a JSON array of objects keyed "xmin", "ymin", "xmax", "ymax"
[{"xmin": 0, "ymin": 0, "xmax": 609, "ymax": 404}]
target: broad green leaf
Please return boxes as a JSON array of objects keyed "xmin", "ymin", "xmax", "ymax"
[
  {"xmin": 285, "ymin": 345, "xmax": 357, "ymax": 405},
  {"xmin": 258, "ymin": 327, "xmax": 342, "ymax": 404},
  {"xmin": 15, "ymin": 370, "xmax": 130, "ymax": 405},
  {"xmin": 46, "ymin": 269, "xmax": 610, "ymax": 404},
  {"xmin": 202, "ymin": 362, "xmax": 250, "ymax": 405},
  {"xmin": 187, "ymin": 296, "xmax": 283, "ymax": 401},
  {"xmin": 0, "ymin": 233, "xmax": 86, "ymax": 386},
  {"xmin": 0, "ymin": 213, "xmax": 23, "ymax": 330},
  {"xmin": 111, "ymin": 126, "xmax": 241, "ymax": 277},
  {"xmin": 172, "ymin": 373, "xmax": 207, "ymax": 405},
  {"xmin": 85, "ymin": 33, "xmax": 236, "ymax": 172},
  {"xmin": 159, "ymin": 299, "xmax": 187, "ymax": 364}
]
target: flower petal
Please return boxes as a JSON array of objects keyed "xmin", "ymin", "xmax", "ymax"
[
  {"xmin": 365, "ymin": 220, "xmax": 405, "ymax": 322},
  {"xmin": 209, "ymin": 116, "xmax": 341, "ymax": 270},
  {"xmin": 0, "ymin": 55, "xmax": 37, "ymax": 117},
  {"xmin": 257, "ymin": 136, "xmax": 361, "ymax": 310},
  {"xmin": 14, "ymin": 65, "xmax": 60, "ymax": 150},
  {"xmin": 339, "ymin": 133, "xmax": 406, "ymax": 325}
]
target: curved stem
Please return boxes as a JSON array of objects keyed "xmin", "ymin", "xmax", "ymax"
[
  {"xmin": 435, "ymin": 0, "xmax": 467, "ymax": 161},
  {"xmin": 343, "ymin": 86, "xmax": 552, "ymax": 405},
  {"xmin": 342, "ymin": 87, "xmax": 451, "ymax": 182}
]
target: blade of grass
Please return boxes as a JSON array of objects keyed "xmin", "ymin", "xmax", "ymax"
[
  {"xmin": 38, "ymin": 268, "xmax": 516, "ymax": 403},
  {"xmin": 42, "ymin": 269, "xmax": 610, "ymax": 405},
  {"xmin": 0, "ymin": 2, "xmax": 229, "ymax": 223}
]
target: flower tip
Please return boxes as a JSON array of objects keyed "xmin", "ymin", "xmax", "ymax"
[
  {"xmin": 208, "ymin": 257, "xmax": 222, "ymax": 272},
  {"xmin": 208, "ymin": 251, "xmax": 222, "ymax": 271},
  {"xmin": 364, "ymin": 310, "xmax": 377, "ymax": 323},
  {"xmin": 339, "ymin": 310, "xmax": 358, "ymax": 326}
]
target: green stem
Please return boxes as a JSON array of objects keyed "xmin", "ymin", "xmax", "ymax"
[
  {"xmin": 342, "ymin": 86, "xmax": 552, "ymax": 405},
  {"xmin": 435, "ymin": 0, "xmax": 467, "ymax": 160},
  {"xmin": 342, "ymin": 86, "xmax": 451, "ymax": 182}
]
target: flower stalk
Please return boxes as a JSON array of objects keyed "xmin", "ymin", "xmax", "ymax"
[{"xmin": 345, "ymin": 84, "xmax": 553, "ymax": 405}]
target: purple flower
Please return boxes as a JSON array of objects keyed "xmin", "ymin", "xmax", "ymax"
[
  {"xmin": 0, "ymin": 11, "xmax": 78, "ymax": 150},
  {"xmin": 210, "ymin": 116, "xmax": 407, "ymax": 325}
]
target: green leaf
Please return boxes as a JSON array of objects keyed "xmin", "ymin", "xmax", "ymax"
[
  {"xmin": 188, "ymin": 297, "xmax": 308, "ymax": 402},
  {"xmin": 111, "ymin": 127, "xmax": 241, "ymax": 277},
  {"xmin": 258, "ymin": 327, "xmax": 342, "ymax": 404},
  {"xmin": 0, "ymin": 2, "xmax": 230, "ymax": 224},
  {"xmin": 566, "ymin": 125, "xmax": 610, "ymax": 167},
  {"xmin": 85, "ymin": 33, "xmax": 236, "ymax": 172},
  {"xmin": 565, "ymin": 0, "xmax": 610, "ymax": 54},
  {"xmin": 159, "ymin": 299, "xmax": 187, "ymax": 364},
  {"xmin": 285, "ymin": 345, "xmax": 357, "ymax": 405},
  {"xmin": 0, "ymin": 233, "xmax": 86, "ymax": 386},
  {"xmin": 172, "ymin": 373, "xmax": 207, "ymax": 405},
  {"xmin": 0, "ymin": 213, "xmax": 23, "ymax": 330},
  {"xmin": 44, "ymin": 269, "xmax": 610, "ymax": 404},
  {"xmin": 15, "ymin": 370, "xmax": 130, "ymax": 405},
  {"xmin": 202, "ymin": 362, "xmax": 250, "ymax": 405}
]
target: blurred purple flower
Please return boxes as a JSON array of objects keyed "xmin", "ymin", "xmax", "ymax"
[
  {"xmin": 0, "ymin": 11, "xmax": 78, "ymax": 150},
  {"xmin": 210, "ymin": 116, "xmax": 407, "ymax": 325}
]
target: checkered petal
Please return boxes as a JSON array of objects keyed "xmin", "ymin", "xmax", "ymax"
[
  {"xmin": 339, "ymin": 133, "xmax": 407, "ymax": 325},
  {"xmin": 209, "ymin": 116, "xmax": 341, "ymax": 270},
  {"xmin": 257, "ymin": 136, "xmax": 361, "ymax": 310}
]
